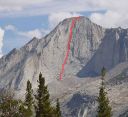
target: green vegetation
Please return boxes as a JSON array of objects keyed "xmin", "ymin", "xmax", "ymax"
[
  {"xmin": 56, "ymin": 98, "xmax": 61, "ymax": 117},
  {"xmin": 35, "ymin": 72, "xmax": 56, "ymax": 117},
  {"xmin": 97, "ymin": 67, "xmax": 112, "ymax": 117},
  {"xmin": 24, "ymin": 80, "xmax": 34, "ymax": 117},
  {"xmin": 0, "ymin": 90, "xmax": 25, "ymax": 117},
  {"xmin": 0, "ymin": 73, "xmax": 61, "ymax": 117}
]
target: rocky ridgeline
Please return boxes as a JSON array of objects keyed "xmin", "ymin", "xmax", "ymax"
[{"xmin": 0, "ymin": 17, "xmax": 128, "ymax": 116}]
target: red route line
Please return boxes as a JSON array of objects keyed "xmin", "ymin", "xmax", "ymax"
[{"xmin": 59, "ymin": 16, "xmax": 80, "ymax": 80}]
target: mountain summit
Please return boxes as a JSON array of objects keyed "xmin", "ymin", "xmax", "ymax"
[
  {"xmin": 0, "ymin": 17, "xmax": 104, "ymax": 90},
  {"xmin": 0, "ymin": 16, "xmax": 128, "ymax": 92},
  {"xmin": 1, "ymin": 16, "xmax": 128, "ymax": 116}
]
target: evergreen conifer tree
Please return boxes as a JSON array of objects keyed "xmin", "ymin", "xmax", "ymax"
[
  {"xmin": 97, "ymin": 67, "xmax": 112, "ymax": 117},
  {"xmin": 56, "ymin": 98, "xmax": 61, "ymax": 117},
  {"xmin": 24, "ymin": 80, "xmax": 34, "ymax": 117},
  {"xmin": 35, "ymin": 73, "xmax": 53, "ymax": 117}
]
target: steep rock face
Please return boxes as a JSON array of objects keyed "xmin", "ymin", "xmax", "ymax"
[
  {"xmin": 0, "ymin": 16, "xmax": 128, "ymax": 99},
  {"xmin": 0, "ymin": 17, "xmax": 105, "ymax": 93},
  {"xmin": 77, "ymin": 28, "xmax": 128, "ymax": 77},
  {"xmin": 1, "ymin": 16, "xmax": 128, "ymax": 116}
]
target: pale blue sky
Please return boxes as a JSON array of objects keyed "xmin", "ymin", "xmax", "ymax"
[{"xmin": 1, "ymin": 15, "xmax": 49, "ymax": 54}]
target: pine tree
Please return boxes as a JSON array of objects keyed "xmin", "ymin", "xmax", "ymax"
[
  {"xmin": 35, "ymin": 72, "xmax": 53, "ymax": 117},
  {"xmin": 24, "ymin": 80, "xmax": 34, "ymax": 117},
  {"xmin": 97, "ymin": 67, "xmax": 112, "ymax": 117},
  {"xmin": 56, "ymin": 98, "xmax": 61, "ymax": 117}
]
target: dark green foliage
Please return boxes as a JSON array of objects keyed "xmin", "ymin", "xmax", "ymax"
[
  {"xmin": 24, "ymin": 80, "xmax": 34, "ymax": 117},
  {"xmin": 0, "ymin": 73, "xmax": 62, "ymax": 117},
  {"xmin": 0, "ymin": 90, "xmax": 24, "ymax": 117},
  {"xmin": 56, "ymin": 98, "xmax": 61, "ymax": 117},
  {"xmin": 97, "ymin": 84, "xmax": 112, "ymax": 117},
  {"xmin": 35, "ymin": 72, "xmax": 54, "ymax": 117},
  {"xmin": 97, "ymin": 67, "xmax": 112, "ymax": 117}
]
